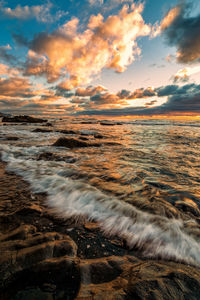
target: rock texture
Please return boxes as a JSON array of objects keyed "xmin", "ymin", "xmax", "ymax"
[{"xmin": 0, "ymin": 161, "xmax": 200, "ymax": 300}]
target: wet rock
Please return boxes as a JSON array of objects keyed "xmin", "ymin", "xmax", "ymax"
[
  {"xmin": 175, "ymin": 201, "xmax": 200, "ymax": 217},
  {"xmin": 84, "ymin": 222, "xmax": 99, "ymax": 232},
  {"xmin": 37, "ymin": 152, "xmax": 76, "ymax": 163},
  {"xmin": 81, "ymin": 257, "xmax": 123, "ymax": 284},
  {"xmin": 32, "ymin": 128, "xmax": 53, "ymax": 133},
  {"xmin": 32, "ymin": 257, "xmax": 80, "ymax": 299},
  {"xmin": 42, "ymin": 283, "xmax": 56, "ymax": 292},
  {"xmin": 100, "ymin": 122, "xmax": 115, "ymax": 126},
  {"xmin": 81, "ymin": 121, "xmax": 96, "ymax": 124},
  {"xmin": 0, "ymin": 112, "xmax": 8, "ymax": 117},
  {"xmin": 12, "ymin": 287, "xmax": 54, "ymax": 300},
  {"xmin": 2, "ymin": 115, "xmax": 47, "ymax": 123},
  {"xmin": 15, "ymin": 205, "xmax": 42, "ymax": 216},
  {"xmin": 1, "ymin": 160, "xmax": 200, "ymax": 300},
  {"xmin": 0, "ymin": 225, "xmax": 37, "ymax": 242},
  {"xmin": 1, "ymin": 257, "xmax": 80, "ymax": 300},
  {"xmin": 5, "ymin": 136, "xmax": 19, "ymax": 141},
  {"xmin": 37, "ymin": 152, "xmax": 58, "ymax": 161},
  {"xmin": 0, "ymin": 228, "xmax": 78, "ymax": 292},
  {"xmin": 79, "ymin": 136, "xmax": 89, "ymax": 141},
  {"xmin": 53, "ymin": 137, "xmax": 101, "ymax": 148},
  {"xmin": 56, "ymin": 129, "xmax": 77, "ymax": 134},
  {"xmin": 104, "ymin": 142, "xmax": 121, "ymax": 146},
  {"xmin": 94, "ymin": 134, "xmax": 104, "ymax": 139},
  {"xmin": 124, "ymin": 262, "xmax": 200, "ymax": 300}
]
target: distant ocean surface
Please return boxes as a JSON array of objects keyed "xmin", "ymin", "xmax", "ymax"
[{"xmin": 0, "ymin": 118, "xmax": 200, "ymax": 266}]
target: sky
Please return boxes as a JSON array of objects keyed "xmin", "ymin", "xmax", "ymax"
[{"xmin": 0, "ymin": 0, "xmax": 200, "ymax": 118}]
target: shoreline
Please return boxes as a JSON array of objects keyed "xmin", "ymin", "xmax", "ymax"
[{"xmin": 0, "ymin": 159, "xmax": 200, "ymax": 299}]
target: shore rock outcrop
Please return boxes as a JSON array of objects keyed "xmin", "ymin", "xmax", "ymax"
[
  {"xmin": 0, "ymin": 161, "xmax": 200, "ymax": 300},
  {"xmin": 53, "ymin": 137, "xmax": 101, "ymax": 148},
  {"xmin": 2, "ymin": 115, "xmax": 47, "ymax": 123}
]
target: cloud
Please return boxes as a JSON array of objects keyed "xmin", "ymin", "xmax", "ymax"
[
  {"xmin": 0, "ymin": 2, "xmax": 66, "ymax": 23},
  {"xmin": 28, "ymin": 3, "xmax": 151, "ymax": 89},
  {"xmin": 173, "ymin": 65, "xmax": 200, "ymax": 82},
  {"xmin": 156, "ymin": 83, "xmax": 200, "ymax": 97},
  {"xmin": 0, "ymin": 99, "xmax": 75, "ymax": 116},
  {"xmin": 90, "ymin": 92, "xmax": 125, "ymax": 105},
  {"xmin": 117, "ymin": 87, "xmax": 156, "ymax": 99},
  {"xmin": 0, "ymin": 74, "xmax": 57, "ymax": 101},
  {"xmin": 116, "ymin": 89, "xmax": 131, "ymax": 98},
  {"xmin": 0, "ymin": 44, "xmax": 16, "ymax": 64},
  {"xmin": 88, "ymin": 0, "xmax": 104, "ymax": 5},
  {"xmin": 1, "ymin": 79, "xmax": 200, "ymax": 117},
  {"xmin": 145, "ymin": 100, "xmax": 157, "ymax": 107},
  {"xmin": 0, "ymin": 63, "xmax": 19, "ymax": 76},
  {"xmin": 88, "ymin": 0, "xmax": 134, "ymax": 8},
  {"xmin": 74, "ymin": 82, "xmax": 200, "ymax": 116},
  {"xmin": 24, "ymin": 50, "xmax": 62, "ymax": 83},
  {"xmin": 73, "ymin": 86, "xmax": 158, "ymax": 111},
  {"xmin": 0, "ymin": 76, "xmax": 37, "ymax": 98},
  {"xmin": 158, "ymin": 1, "xmax": 200, "ymax": 63},
  {"xmin": 165, "ymin": 54, "xmax": 176, "ymax": 63},
  {"xmin": 12, "ymin": 34, "xmax": 29, "ymax": 47},
  {"xmin": 75, "ymin": 85, "xmax": 107, "ymax": 97},
  {"xmin": 72, "ymin": 83, "xmax": 200, "ymax": 114}
]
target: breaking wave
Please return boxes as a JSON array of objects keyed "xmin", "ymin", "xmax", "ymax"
[{"xmin": 1, "ymin": 143, "xmax": 200, "ymax": 267}]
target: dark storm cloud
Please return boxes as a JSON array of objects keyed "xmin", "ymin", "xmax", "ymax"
[{"xmin": 161, "ymin": 2, "xmax": 200, "ymax": 63}]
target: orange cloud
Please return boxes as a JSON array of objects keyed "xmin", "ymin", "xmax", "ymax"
[
  {"xmin": 160, "ymin": 6, "xmax": 181, "ymax": 31},
  {"xmin": 152, "ymin": 6, "xmax": 181, "ymax": 37},
  {"xmin": 0, "ymin": 63, "xmax": 19, "ymax": 76},
  {"xmin": 29, "ymin": 3, "xmax": 151, "ymax": 89},
  {"xmin": 0, "ymin": 76, "xmax": 36, "ymax": 97},
  {"xmin": 174, "ymin": 66, "xmax": 200, "ymax": 82},
  {"xmin": 75, "ymin": 85, "xmax": 107, "ymax": 97},
  {"xmin": 24, "ymin": 50, "xmax": 62, "ymax": 83},
  {"xmin": 0, "ymin": 74, "xmax": 60, "ymax": 103}
]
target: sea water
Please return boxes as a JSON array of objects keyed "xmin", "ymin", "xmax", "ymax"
[{"xmin": 0, "ymin": 118, "xmax": 200, "ymax": 265}]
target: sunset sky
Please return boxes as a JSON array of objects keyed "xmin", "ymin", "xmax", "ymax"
[{"xmin": 0, "ymin": 0, "xmax": 200, "ymax": 117}]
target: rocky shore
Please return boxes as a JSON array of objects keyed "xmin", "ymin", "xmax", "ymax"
[
  {"xmin": 2, "ymin": 115, "xmax": 47, "ymax": 123},
  {"xmin": 0, "ymin": 160, "xmax": 200, "ymax": 300}
]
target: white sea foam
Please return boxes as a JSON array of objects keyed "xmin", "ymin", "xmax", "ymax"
[{"xmin": 1, "ymin": 144, "xmax": 200, "ymax": 266}]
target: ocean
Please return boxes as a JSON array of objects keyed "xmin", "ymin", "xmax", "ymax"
[{"xmin": 0, "ymin": 118, "xmax": 200, "ymax": 266}]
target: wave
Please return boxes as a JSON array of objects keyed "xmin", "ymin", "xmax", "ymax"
[{"xmin": 0, "ymin": 144, "xmax": 200, "ymax": 267}]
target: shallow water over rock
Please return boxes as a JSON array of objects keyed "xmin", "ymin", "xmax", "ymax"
[{"xmin": 0, "ymin": 118, "xmax": 200, "ymax": 267}]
